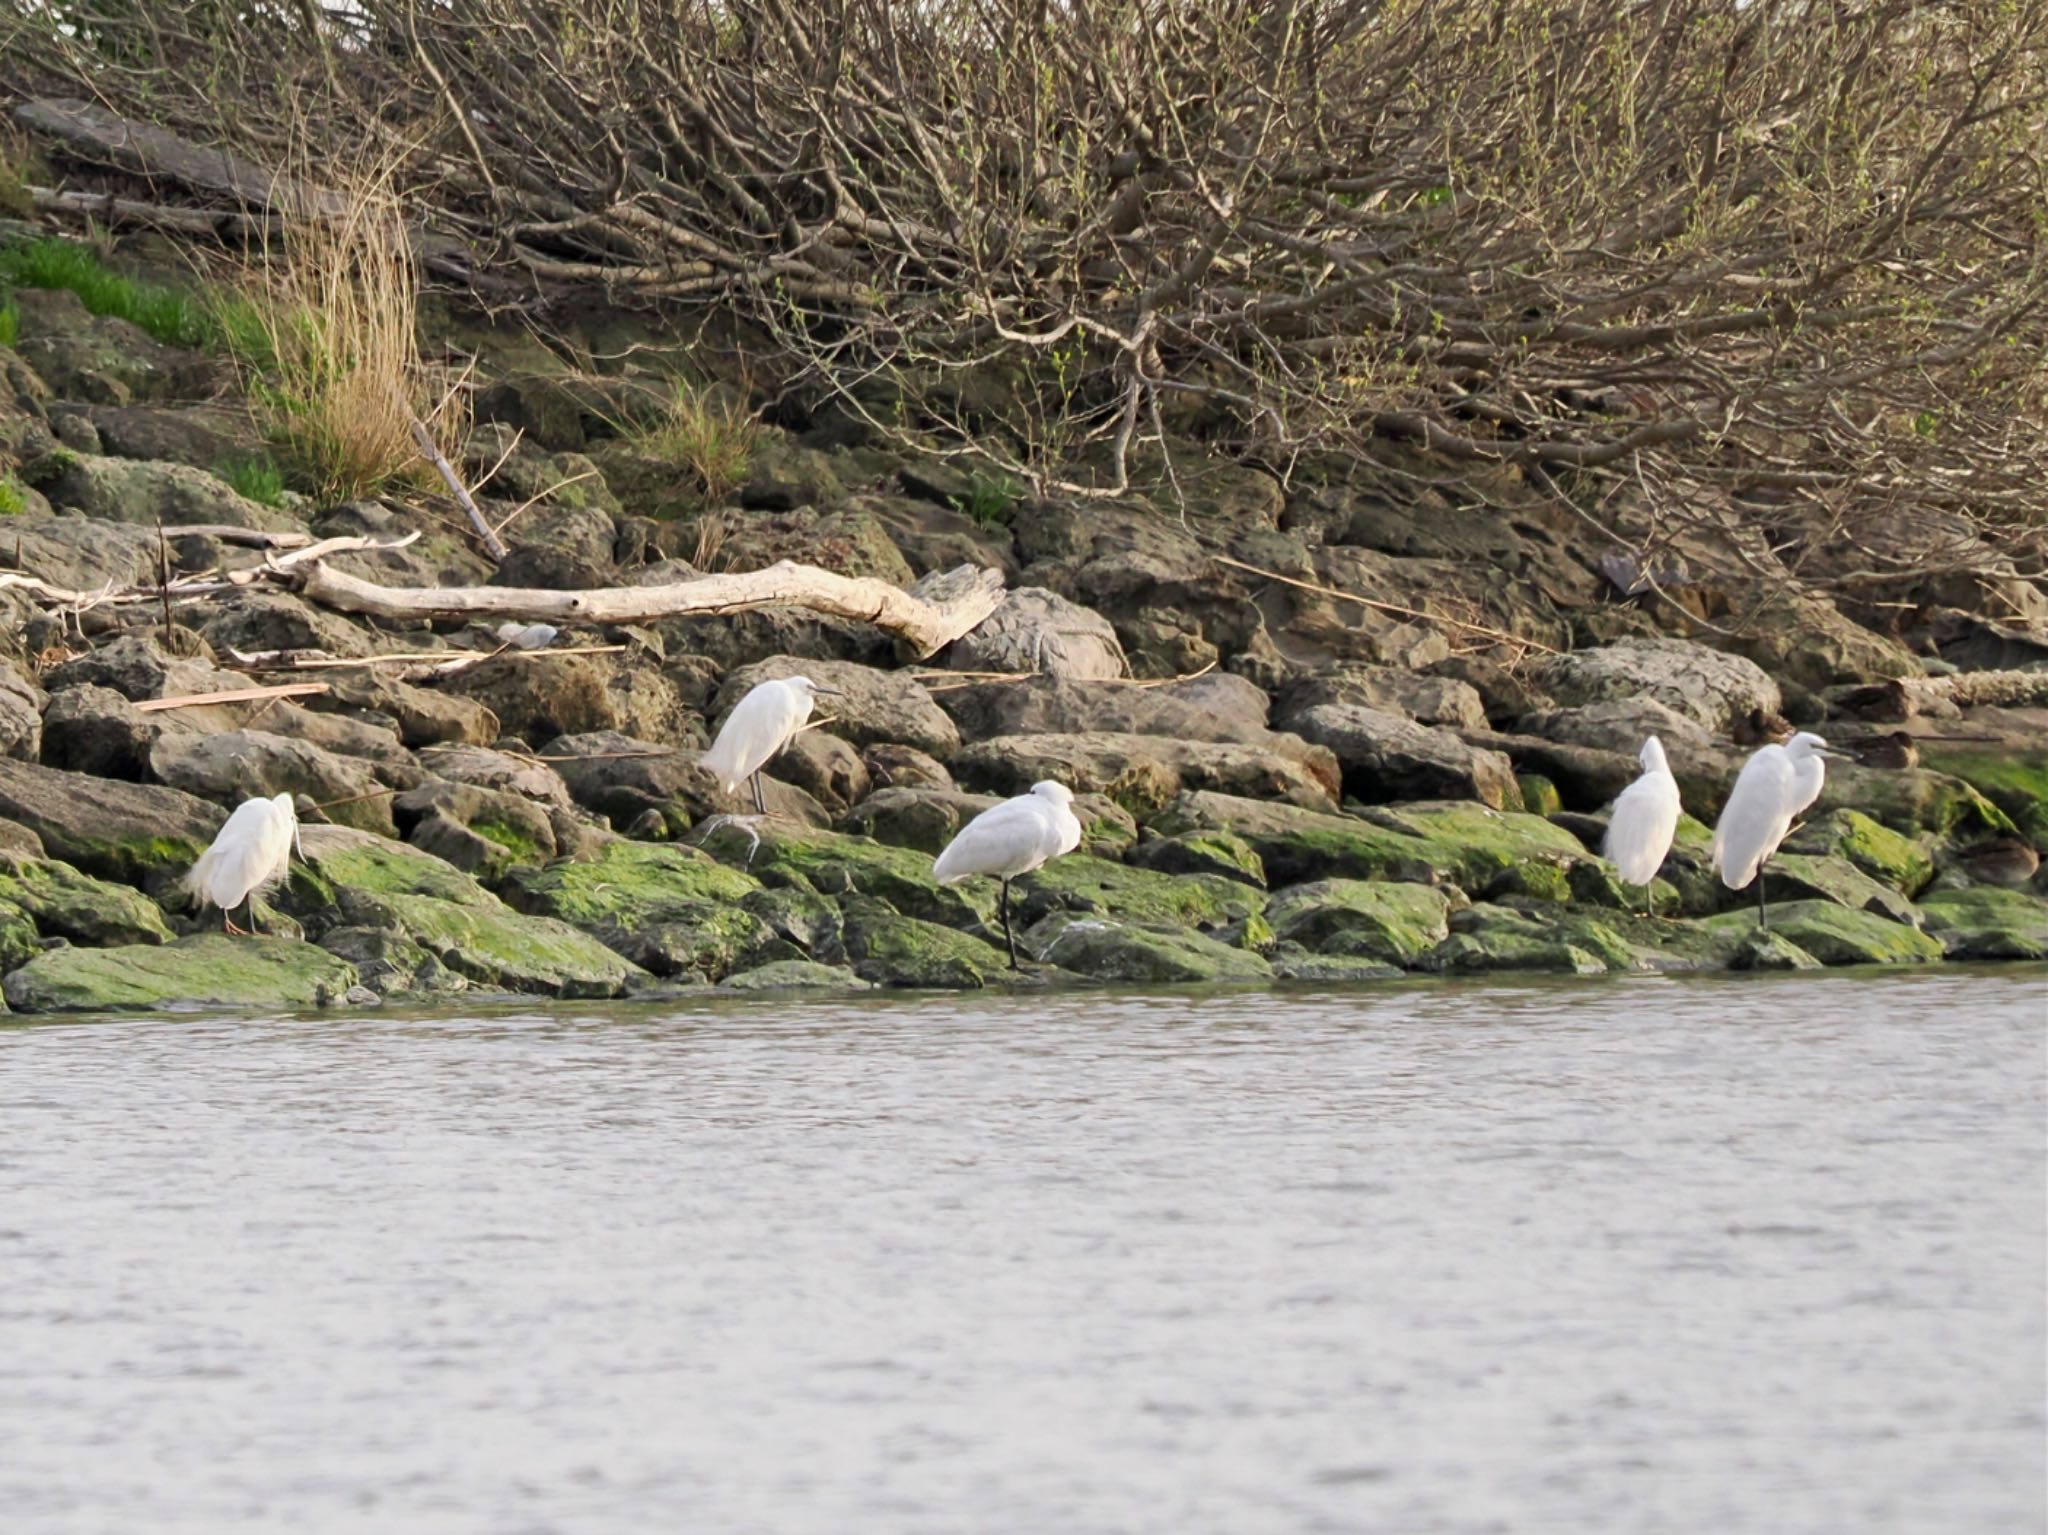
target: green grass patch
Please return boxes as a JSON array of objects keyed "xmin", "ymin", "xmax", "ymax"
[
  {"xmin": 0, "ymin": 477, "xmax": 26, "ymax": 516},
  {"xmin": 0, "ymin": 236, "xmax": 212, "ymax": 347},
  {"xmin": 0, "ymin": 297, "xmax": 17, "ymax": 349},
  {"xmin": 626, "ymin": 379, "xmax": 760, "ymax": 501},
  {"xmin": 213, "ymin": 456, "xmax": 287, "ymax": 508},
  {"xmin": 953, "ymin": 469, "xmax": 1022, "ymax": 529}
]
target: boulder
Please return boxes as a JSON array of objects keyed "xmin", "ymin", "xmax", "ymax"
[
  {"xmin": 43, "ymin": 631, "xmax": 237, "ymax": 705},
  {"xmin": 839, "ymin": 896, "xmax": 1013, "ymax": 987},
  {"xmin": 1126, "ymin": 829, "xmax": 1267, "ymax": 887},
  {"xmin": 717, "ymin": 658, "xmax": 960, "ymax": 760},
  {"xmin": 837, "ymin": 785, "xmax": 1001, "ymax": 855},
  {"xmin": 944, "ymin": 586, "xmax": 1127, "ymax": 681},
  {"xmin": 31, "ymin": 452, "xmax": 291, "ymax": 530},
  {"xmin": 938, "ymin": 671, "xmax": 1273, "ymax": 744},
  {"xmin": 197, "ymin": 593, "xmax": 388, "ymax": 660},
  {"xmin": 314, "ymin": 673, "xmax": 500, "ymax": 748},
  {"xmin": 1279, "ymin": 666, "xmax": 1488, "ymax": 731},
  {"xmin": 1519, "ymin": 698, "xmax": 1714, "ymax": 756},
  {"xmin": 1424, "ymin": 904, "xmax": 1644, "ymax": 976},
  {"xmin": 149, "ymin": 730, "xmax": 396, "ymax": 836},
  {"xmin": 864, "ymin": 494, "xmax": 1019, "ymax": 580},
  {"xmin": 0, "ymin": 661, "xmax": 45, "ymax": 762},
  {"xmin": 1533, "ymin": 638, "xmax": 1780, "ymax": 736},
  {"xmin": 7, "ymin": 288, "xmax": 209, "ymax": 404},
  {"xmin": 287, "ymin": 826, "xmax": 642, "ymax": 996},
  {"xmin": 82, "ymin": 402, "xmax": 264, "ymax": 467},
  {"xmin": 1010, "ymin": 854, "xmax": 1263, "ymax": 934},
  {"xmin": 1264, "ymin": 879, "xmax": 1453, "ymax": 966},
  {"xmin": 1699, "ymin": 901, "xmax": 1943, "ymax": 965},
  {"xmin": 501, "ymin": 840, "xmax": 772, "ymax": 980},
  {"xmin": 392, "ymin": 780, "xmax": 561, "ymax": 880},
  {"xmin": 774, "ymin": 729, "xmax": 871, "ymax": 815},
  {"xmin": 862, "ymin": 743, "xmax": 955, "ymax": 791},
  {"xmin": 1424, "ymin": 655, "xmax": 1555, "ymax": 727},
  {"xmin": 710, "ymin": 824, "xmax": 993, "ymax": 930},
  {"xmin": 953, "ymin": 731, "xmax": 1339, "ymax": 815},
  {"xmin": 0, "ymin": 851, "xmax": 174, "ymax": 945},
  {"xmin": 442, "ymin": 652, "xmax": 696, "ymax": 747},
  {"xmin": 719, "ymin": 960, "xmax": 873, "ymax": 993},
  {"xmin": 0, "ymin": 756, "xmax": 223, "ymax": 886},
  {"xmin": 417, "ymin": 744, "xmax": 576, "ymax": 811},
  {"xmin": 2, "ymin": 515, "xmax": 158, "ymax": 592},
  {"xmin": 2, "ymin": 934, "xmax": 359, "ymax": 1013},
  {"xmin": 1026, "ymin": 911, "xmax": 1273, "ymax": 983},
  {"xmin": 1916, "ymin": 887, "xmax": 2048, "ymax": 960},
  {"xmin": 1283, "ymin": 704, "xmax": 1520, "ymax": 810}
]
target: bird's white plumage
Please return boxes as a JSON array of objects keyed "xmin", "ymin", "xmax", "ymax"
[
  {"xmin": 701, "ymin": 677, "xmax": 824, "ymax": 794},
  {"xmin": 185, "ymin": 793, "xmax": 300, "ymax": 913},
  {"xmin": 1713, "ymin": 731, "xmax": 1832, "ymax": 890},
  {"xmin": 1603, "ymin": 735, "xmax": 1681, "ymax": 886},
  {"xmin": 933, "ymin": 781, "xmax": 1081, "ymax": 885}
]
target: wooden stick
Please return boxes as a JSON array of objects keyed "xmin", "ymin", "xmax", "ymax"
[
  {"xmin": 159, "ymin": 526, "xmax": 314, "ymax": 549},
  {"xmin": 134, "ymin": 682, "xmax": 331, "ymax": 712},
  {"xmin": 1212, "ymin": 555, "xmax": 1559, "ymax": 654},
  {"xmin": 293, "ymin": 560, "xmax": 1007, "ymax": 660},
  {"xmin": 228, "ymin": 643, "xmax": 625, "ymax": 672},
  {"xmin": 411, "ymin": 418, "xmax": 509, "ymax": 562}
]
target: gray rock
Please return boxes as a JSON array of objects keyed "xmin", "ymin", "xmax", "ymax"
[
  {"xmin": 1520, "ymin": 697, "xmax": 1714, "ymax": 756},
  {"xmin": 0, "ymin": 756, "xmax": 224, "ymax": 886},
  {"xmin": 1025, "ymin": 911, "xmax": 1273, "ymax": 983},
  {"xmin": 0, "ymin": 661, "xmax": 45, "ymax": 762},
  {"xmin": 939, "ymin": 671, "xmax": 1273, "ymax": 744},
  {"xmin": 1279, "ymin": 665, "xmax": 1488, "ymax": 731},
  {"xmin": 84, "ymin": 403, "xmax": 264, "ymax": 467},
  {"xmin": 862, "ymin": 743, "xmax": 956, "ymax": 792},
  {"xmin": 774, "ymin": 728, "xmax": 871, "ymax": 815},
  {"xmin": 1285, "ymin": 703, "xmax": 1521, "ymax": 810},
  {"xmin": 953, "ymin": 730, "xmax": 1340, "ymax": 814},
  {"xmin": 1534, "ymin": 638, "xmax": 1781, "ymax": 735},
  {"xmin": 8, "ymin": 288, "xmax": 211, "ymax": 404},
  {"xmin": 442, "ymin": 651, "xmax": 695, "ymax": 747},
  {"xmin": 149, "ymin": 729, "xmax": 397, "ymax": 836},
  {"xmin": 837, "ymin": 785, "xmax": 1002, "ymax": 855},
  {"xmin": 945, "ymin": 586, "xmax": 1128, "ymax": 681},
  {"xmin": 313, "ymin": 673, "xmax": 501, "ymax": 748},
  {"xmin": 198, "ymin": 593, "xmax": 389, "ymax": 660},
  {"xmin": 393, "ymin": 780, "xmax": 560, "ymax": 879},
  {"xmin": 417, "ymin": 744, "xmax": 576, "ymax": 811},
  {"xmin": 32, "ymin": 452, "xmax": 292, "ymax": 530},
  {"xmin": 41, "ymin": 683, "xmax": 156, "ymax": 778}
]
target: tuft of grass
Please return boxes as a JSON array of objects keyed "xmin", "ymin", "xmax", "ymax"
[
  {"xmin": 228, "ymin": 169, "xmax": 463, "ymax": 502},
  {"xmin": 0, "ymin": 298, "xmax": 16, "ymax": 350},
  {"xmin": 0, "ymin": 477, "xmax": 26, "ymax": 516},
  {"xmin": 954, "ymin": 469, "xmax": 1022, "ymax": 528},
  {"xmin": 628, "ymin": 379, "xmax": 759, "ymax": 502},
  {"xmin": 214, "ymin": 456, "xmax": 287, "ymax": 508},
  {"xmin": 0, "ymin": 236, "xmax": 211, "ymax": 347}
]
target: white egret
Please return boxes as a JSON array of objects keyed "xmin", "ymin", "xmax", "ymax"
[
  {"xmin": 1602, "ymin": 735, "xmax": 1681, "ymax": 912},
  {"xmin": 184, "ymin": 793, "xmax": 303, "ymax": 935},
  {"xmin": 1712, "ymin": 730, "xmax": 1846, "ymax": 928},
  {"xmin": 933, "ymin": 780, "xmax": 1083, "ymax": 968},
  {"xmin": 701, "ymin": 675, "xmax": 843, "ymax": 814}
]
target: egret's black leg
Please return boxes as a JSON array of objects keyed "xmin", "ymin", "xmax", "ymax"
[
  {"xmin": 1756, "ymin": 865, "xmax": 1769, "ymax": 930},
  {"xmin": 750, "ymin": 771, "xmax": 767, "ymax": 815},
  {"xmin": 1000, "ymin": 876, "xmax": 1019, "ymax": 969}
]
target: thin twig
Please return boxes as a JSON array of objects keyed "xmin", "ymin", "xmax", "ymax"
[
  {"xmin": 412, "ymin": 417, "xmax": 509, "ymax": 561},
  {"xmin": 1212, "ymin": 556, "xmax": 1559, "ymax": 655}
]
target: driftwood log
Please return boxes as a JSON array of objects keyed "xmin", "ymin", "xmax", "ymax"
[{"xmin": 294, "ymin": 561, "xmax": 1007, "ymax": 658}]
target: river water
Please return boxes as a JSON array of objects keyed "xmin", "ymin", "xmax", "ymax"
[{"xmin": 2, "ymin": 970, "xmax": 2043, "ymax": 1534}]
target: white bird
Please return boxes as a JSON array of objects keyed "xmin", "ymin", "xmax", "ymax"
[
  {"xmin": 184, "ymin": 793, "xmax": 303, "ymax": 935},
  {"xmin": 933, "ymin": 780, "xmax": 1083, "ymax": 969},
  {"xmin": 1603, "ymin": 735, "xmax": 1682, "ymax": 913},
  {"xmin": 1712, "ymin": 730, "xmax": 1845, "ymax": 928},
  {"xmin": 494, "ymin": 621, "xmax": 559, "ymax": 650},
  {"xmin": 701, "ymin": 675, "xmax": 843, "ymax": 814}
]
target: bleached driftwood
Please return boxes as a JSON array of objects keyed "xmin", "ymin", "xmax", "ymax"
[
  {"xmin": 134, "ymin": 682, "xmax": 330, "ymax": 712},
  {"xmin": 294, "ymin": 561, "xmax": 1008, "ymax": 659}
]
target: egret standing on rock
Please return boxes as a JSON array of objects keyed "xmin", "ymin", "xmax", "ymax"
[
  {"xmin": 1712, "ymin": 730, "xmax": 1844, "ymax": 929},
  {"xmin": 1603, "ymin": 735, "xmax": 1681, "ymax": 913},
  {"xmin": 185, "ymin": 793, "xmax": 302, "ymax": 935},
  {"xmin": 701, "ymin": 675, "xmax": 844, "ymax": 815},
  {"xmin": 933, "ymin": 781, "xmax": 1083, "ymax": 969}
]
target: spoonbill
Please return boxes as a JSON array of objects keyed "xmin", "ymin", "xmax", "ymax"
[
  {"xmin": 933, "ymin": 781, "xmax": 1083, "ymax": 968},
  {"xmin": 702, "ymin": 675, "xmax": 843, "ymax": 814},
  {"xmin": 1712, "ymin": 731, "xmax": 1845, "ymax": 928},
  {"xmin": 185, "ymin": 793, "xmax": 303, "ymax": 935},
  {"xmin": 1603, "ymin": 735, "xmax": 1681, "ymax": 912}
]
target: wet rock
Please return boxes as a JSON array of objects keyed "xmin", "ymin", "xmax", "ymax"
[
  {"xmin": 712, "ymin": 823, "xmax": 993, "ymax": 930},
  {"xmin": 1265, "ymin": 880, "xmax": 1452, "ymax": 966},
  {"xmin": 1012, "ymin": 854, "xmax": 1265, "ymax": 934},
  {"xmin": 149, "ymin": 730, "xmax": 396, "ymax": 836},
  {"xmin": 2, "ymin": 934, "xmax": 360, "ymax": 1013},
  {"xmin": 1424, "ymin": 904, "xmax": 1643, "ymax": 975},
  {"xmin": 442, "ymin": 652, "xmax": 695, "ymax": 747},
  {"xmin": 316, "ymin": 925, "xmax": 469, "ymax": 997},
  {"xmin": 0, "ymin": 851, "xmax": 173, "ymax": 945},
  {"xmin": 944, "ymin": 587, "xmax": 1128, "ymax": 681},
  {"xmin": 1533, "ymin": 638, "xmax": 1780, "ymax": 736},
  {"xmin": 393, "ymin": 780, "xmax": 560, "ymax": 880},
  {"xmin": 1282, "ymin": 703, "xmax": 1520, "ymax": 810},
  {"xmin": 1126, "ymin": 829, "xmax": 1266, "ymax": 887},
  {"xmin": 0, "ymin": 756, "xmax": 222, "ymax": 887},
  {"xmin": 1519, "ymin": 698, "xmax": 1713, "ymax": 756},
  {"xmin": 862, "ymin": 743, "xmax": 955, "ymax": 792},
  {"xmin": 775, "ymin": 729, "xmax": 871, "ymax": 815},
  {"xmin": 29, "ymin": 452, "xmax": 292, "ymax": 530},
  {"xmin": 839, "ymin": 896, "xmax": 1012, "ymax": 988},
  {"xmin": 740, "ymin": 885, "xmax": 845, "ymax": 960},
  {"xmin": 1026, "ymin": 911, "xmax": 1273, "ymax": 983},
  {"xmin": 1730, "ymin": 929, "xmax": 1824, "ymax": 971},
  {"xmin": 501, "ymin": 840, "xmax": 770, "ymax": 979},
  {"xmin": 953, "ymin": 731, "xmax": 1338, "ymax": 815},
  {"xmin": 1916, "ymin": 887, "xmax": 2048, "ymax": 960},
  {"xmin": 719, "ymin": 959, "xmax": 873, "ymax": 993},
  {"xmin": 1782, "ymin": 809, "xmax": 1935, "ymax": 897},
  {"xmin": 288, "ymin": 826, "xmax": 642, "ymax": 997},
  {"xmin": 1700, "ymin": 901, "xmax": 1943, "ymax": 965},
  {"xmin": 1268, "ymin": 952, "xmax": 1404, "ymax": 983},
  {"xmin": 1763, "ymin": 854, "xmax": 1921, "ymax": 925},
  {"xmin": 836, "ymin": 785, "xmax": 1001, "ymax": 855},
  {"xmin": 83, "ymin": 403, "xmax": 263, "ymax": 467},
  {"xmin": 717, "ymin": 658, "xmax": 959, "ymax": 760}
]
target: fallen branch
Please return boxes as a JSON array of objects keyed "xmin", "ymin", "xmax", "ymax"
[
  {"xmin": 229, "ymin": 642, "xmax": 623, "ymax": 672},
  {"xmin": 133, "ymin": 682, "xmax": 331, "ymax": 712},
  {"xmin": 412, "ymin": 419, "xmax": 508, "ymax": 562},
  {"xmin": 160, "ymin": 526, "xmax": 314, "ymax": 548},
  {"xmin": 293, "ymin": 560, "xmax": 1008, "ymax": 659},
  {"xmin": 1212, "ymin": 556, "xmax": 1559, "ymax": 655}
]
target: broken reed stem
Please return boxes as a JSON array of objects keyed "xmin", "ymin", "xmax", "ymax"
[
  {"xmin": 133, "ymin": 681, "xmax": 332, "ymax": 712},
  {"xmin": 1211, "ymin": 555, "xmax": 1558, "ymax": 655},
  {"xmin": 412, "ymin": 416, "xmax": 509, "ymax": 561}
]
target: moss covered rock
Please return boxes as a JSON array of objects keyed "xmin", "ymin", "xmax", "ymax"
[
  {"xmin": 1783, "ymin": 809, "xmax": 1935, "ymax": 896},
  {"xmin": 1026, "ymin": 912, "xmax": 1273, "ymax": 983},
  {"xmin": 1914, "ymin": 749, "xmax": 2048, "ymax": 850},
  {"xmin": 0, "ymin": 758, "xmax": 222, "ymax": 890},
  {"xmin": 839, "ymin": 896, "xmax": 1012, "ymax": 987},
  {"xmin": 1265, "ymin": 879, "xmax": 1451, "ymax": 966},
  {"xmin": 1125, "ymin": 829, "xmax": 1267, "ymax": 887},
  {"xmin": 1766, "ymin": 854, "xmax": 1921, "ymax": 924},
  {"xmin": 1916, "ymin": 887, "xmax": 2048, "ymax": 960},
  {"xmin": 0, "ymin": 853, "xmax": 172, "ymax": 946},
  {"xmin": 1268, "ymin": 952, "xmax": 1404, "ymax": 983},
  {"xmin": 2, "ymin": 934, "xmax": 358, "ymax": 1013},
  {"xmin": 500, "ymin": 840, "xmax": 770, "ymax": 978},
  {"xmin": 1012, "ymin": 854, "xmax": 1263, "ymax": 933},
  {"xmin": 289, "ymin": 827, "xmax": 642, "ymax": 997},
  {"xmin": 1700, "ymin": 901, "xmax": 1942, "ymax": 966},
  {"xmin": 1425, "ymin": 904, "xmax": 1648, "ymax": 975},
  {"xmin": 716, "ymin": 825, "xmax": 993, "ymax": 930},
  {"xmin": 719, "ymin": 960, "xmax": 874, "ymax": 992},
  {"xmin": 1729, "ymin": 929, "xmax": 1825, "ymax": 971}
]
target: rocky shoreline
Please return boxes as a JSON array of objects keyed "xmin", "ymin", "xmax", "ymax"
[{"xmin": 0, "ymin": 264, "xmax": 2043, "ymax": 1013}]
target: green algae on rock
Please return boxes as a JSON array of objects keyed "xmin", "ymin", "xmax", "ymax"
[
  {"xmin": 0, "ymin": 852, "xmax": 172, "ymax": 946},
  {"xmin": 1423, "ymin": 903, "xmax": 1645, "ymax": 976},
  {"xmin": 838, "ymin": 896, "xmax": 1013, "ymax": 988},
  {"xmin": 1916, "ymin": 887, "xmax": 2048, "ymax": 960},
  {"xmin": 715, "ymin": 824, "xmax": 994, "ymax": 930},
  {"xmin": 719, "ymin": 959, "xmax": 874, "ymax": 993},
  {"xmin": 1264, "ymin": 878, "xmax": 1451, "ymax": 966},
  {"xmin": 1011, "ymin": 854, "xmax": 1264, "ymax": 933},
  {"xmin": 1699, "ymin": 901, "xmax": 1943, "ymax": 966},
  {"xmin": 2, "ymin": 933, "xmax": 358, "ymax": 1013},
  {"xmin": 1783, "ymin": 809, "xmax": 1935, "ymax": 896},
  {"xmin": 1125, "ymin": 828, "xmax": 1267, "ymax": 886},
  {"xmin": 1025, "ymin": 911, "xmax": 1273, "ymax": 984},
  {"xmin": 501, "ymin": 841, "xmax": 770, "ymax": 978}
]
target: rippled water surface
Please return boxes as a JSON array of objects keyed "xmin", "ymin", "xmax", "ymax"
[{"xmin": 3, "ymin": 970, "xmax": 2044, "ymax": 1534}]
